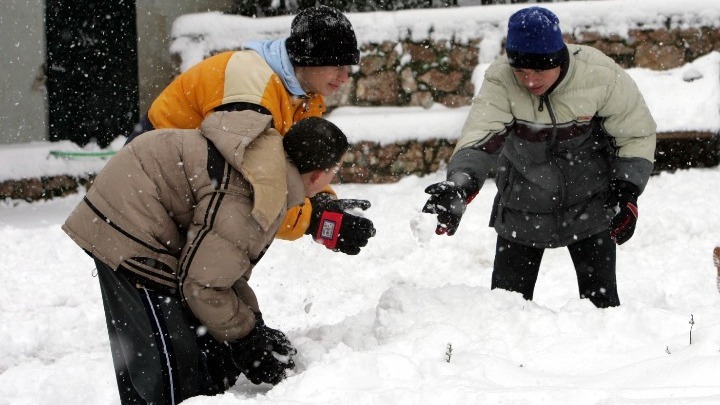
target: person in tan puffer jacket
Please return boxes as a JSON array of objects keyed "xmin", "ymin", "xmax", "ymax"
[{"xmin": 63, "ymin": 111, "xmax": 353, "ymax": 404}]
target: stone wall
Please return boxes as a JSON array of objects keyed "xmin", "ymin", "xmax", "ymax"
[
  {"xmin": 0, "ymin": 175, "xmax": 90, "ymax": 201},
  {"xmin": 334, "ymin": 133, "xmax": 720, "ymax": 184},
  {"xmin": 319, "ymin": 27, "xmax": 720, "ymax": 184},
  {"xmin": 2, "ymin": 26, "xmax": 720, "ymax": 201},
  {"xmin": 2, "ymin": 130, "xmax": 715, "ymax": 202},
  {"xmin": 325, "ymin": 27, "xmax": 720, "ymax": 109}
]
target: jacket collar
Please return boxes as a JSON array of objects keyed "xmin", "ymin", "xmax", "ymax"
[
  {"xmin": 201, "ymin": 111, "xmax": 288, "ymax": 231},
  {"xmin": 285, "ymin": 164, "xmax": 306, "ymax": 209},
  {"xmin": 243, "ymin": 39, "xmax": 306, "ymax": 97},
  {"xmin": 545, "ymin": 46, "xmax": 572, "ymax": 96}
]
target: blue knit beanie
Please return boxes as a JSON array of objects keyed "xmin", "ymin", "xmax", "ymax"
[{"xmin": 505, "ymin": 7, "xmax": 567, "ymax": 70}]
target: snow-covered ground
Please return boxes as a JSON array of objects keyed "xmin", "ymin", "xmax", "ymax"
[
  {"xmin": 2, "ymin": 0, "xmax": 720, "ymax": 404},
  {"xmin": 1, "ymin": 165, "xmax": 720, "ymax": 404}
]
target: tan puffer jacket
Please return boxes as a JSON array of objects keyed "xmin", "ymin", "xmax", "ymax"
[{"xmin": 62, "ymin": 110, "xmax": 306, "ymax": 341}]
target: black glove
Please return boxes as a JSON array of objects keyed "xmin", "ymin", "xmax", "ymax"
[
  {"xmin": 253, "ymin": 313, "xmax": 296, "ymax": 359},
  {"xmin": 306, "ymin": 193, "xmax": 376, "ymax": 255},
  {"xmin": 605, "ymin": 180, "xmax": 640, "ymax": 245},
  {"xmin": 230, "ymin": 313, "xmax": 296, "ymax": 385},
  {"xmin": 422, "ymin": 172, "xmax": 479, "ymax": 236},
  {"xmin": 197, "ymin": 331, "xmax": 242, "ymax": 395}
]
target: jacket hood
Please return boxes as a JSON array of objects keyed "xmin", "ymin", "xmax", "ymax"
[
  {"xmin": 200, "ymin": 110, "xmax": 274, "ymax": 166},
  {"xmin": 243, "ymin": 39, "xmax": 306, "ymax": 97},
  {"xmin": 201, "ymin": 110, "xmax": 288, "ymax": 231}
]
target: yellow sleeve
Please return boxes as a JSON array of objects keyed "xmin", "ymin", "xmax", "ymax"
[
  {"xmin": 275, "ymin": 201, "xmax": 312, "ymax": 240},
  {"xmin": 148, "ymin": 51, "xmax": 234, "ymax": 129},
  {"xmin": 275, "ymin": 185, "xmax": 336, "ymax": 240}
]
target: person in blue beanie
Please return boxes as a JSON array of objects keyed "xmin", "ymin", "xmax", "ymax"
[{"xmin": 422, "ymin": 6, "xmax": 656, "ymax": 308}]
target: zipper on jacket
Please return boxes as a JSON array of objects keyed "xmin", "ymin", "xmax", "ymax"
[
  {"xmin": 544, "ymin": 95, "xmax": 558, "ymax": 153},
  {"xmin": 543, "ymin": 94, "xmax": 565, "ymax": 246},
  {"xmin": 293, "ymin": 98, "xmax": 313, "ymax": 123}
]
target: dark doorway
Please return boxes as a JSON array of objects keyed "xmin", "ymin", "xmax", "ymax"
[{"xmin": 45, "ymin": 0, "xmax": 138, "ymax": 147}]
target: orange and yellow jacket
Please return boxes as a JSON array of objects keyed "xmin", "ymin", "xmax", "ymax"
[{"xmin": 147, "ymin": 49, "xmax": 329, "ymax": 240}]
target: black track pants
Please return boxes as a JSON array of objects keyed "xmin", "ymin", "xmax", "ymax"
[
  {"xmin": 96, "ymin": 259, "xmax": 208, "ymax": 404},
  {"xmin": 491, "ymin": 231, "xmax": 619, "ymax": 308}
]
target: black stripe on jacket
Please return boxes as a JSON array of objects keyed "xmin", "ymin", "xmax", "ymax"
[
  {"xmin": 84, "ymin": 197, "xmax": 174, "ymax": 256},
  {"xmin": 177, "ymin": 140, "xmax": 232, "ymax": 295}
]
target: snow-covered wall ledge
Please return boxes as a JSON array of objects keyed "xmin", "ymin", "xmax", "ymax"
[
  {"xmin": 171, "ymin": 0, "xmax": 720, "ymax": 71},
  {"xmin": 171, "ymin": 0, "xmax": 720, "ymax": 111}
]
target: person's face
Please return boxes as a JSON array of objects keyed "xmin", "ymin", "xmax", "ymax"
[
  {"xmin": 295, "ymin": 65, "xmax": 351, "ymax": 96},
  {"xmin": 301, "ymin": 164, "xmax": 341, "ymax": 197},
  {"xmin": 512, "ymin": 66, "xmax": 562, "ymax": 96}
]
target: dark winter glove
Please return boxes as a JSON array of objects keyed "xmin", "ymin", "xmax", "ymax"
[
  {"xmin": 422, "ymin": 172, "xmax": 479, "ymax": 236},
  {"xmin": 197, "ymin": 332, "xmax": 242, "ymax": 394},
  {"xmin": 605, "ymin": 180, "xmax": 640, "ymax": 245},
  {"xmin": 229, "ymin": 313, "xmax": 296, "ymax": 386},
  {"xmin": 306, "ymin": 193, "xmax": 376, "ymax": 255},
  {"xmin": 253, "ymin": 313, "xmax": 296, "ymax": 359}
]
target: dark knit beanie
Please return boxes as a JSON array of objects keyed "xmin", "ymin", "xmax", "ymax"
[
  {"xmin": 505, "ymin": 7, "xmax": 568, "ymax": 70},
  {"xmin": 283, "ymin": 117, "xmax": 349, "ymax": 174},
  {"xmin": 286, "ymin": 6, "xmax": 360, "ymax": 67}
]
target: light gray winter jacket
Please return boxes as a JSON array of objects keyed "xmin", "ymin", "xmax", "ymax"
[
  {"xmin": 449, "ymin": 44, "xmax": 656, "ymax": 248},
  {"xmin": 62, "ymin": 110, "xmax": 306, "ymax": 341}
]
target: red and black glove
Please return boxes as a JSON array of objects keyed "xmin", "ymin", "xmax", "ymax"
[
  {"xmin": 306, "ymin": 193, "xmax": 376, "ymax": 255},
  {"xmin": 605, "ymin": 180, "xmax": 640, "ymax": 245},
  {"xmin": 422, "ymin": 172, "xmax": 479, "ymax": 236}
]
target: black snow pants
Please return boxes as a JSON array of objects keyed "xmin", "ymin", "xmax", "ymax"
[
  {"xmin": 95, "ymin": 259, "xmax": 240, "ymax": 404},
  {"xmin": 491, "ymin": 230, "xmax": 619, "ymax": 308}
]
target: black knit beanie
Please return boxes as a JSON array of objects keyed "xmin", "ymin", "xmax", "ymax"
[
  {"xmin": 286, "ymin": 6, "xmax": 360, "ymax": 67},
  {"xmin": 283, "ymin": 117, "xmax": 349, "ymax": 174}
]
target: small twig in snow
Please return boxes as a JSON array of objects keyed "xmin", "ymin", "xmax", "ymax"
[{"xmin": 689, "ymin": 314, "xmax": 695, "ymax": 345}]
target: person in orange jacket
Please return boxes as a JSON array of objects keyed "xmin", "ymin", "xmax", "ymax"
[{"xmin": 127, "ymin": 5, "xmax": 375, "ymax": 255}]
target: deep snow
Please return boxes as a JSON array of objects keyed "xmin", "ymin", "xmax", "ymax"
[
  {"xmin": 1, "ymin": 0, "xmax": 720, "ymax": 404},
  {"xmin": 1, "ymin": 166, "xmax": 720, "ymax": 404}
]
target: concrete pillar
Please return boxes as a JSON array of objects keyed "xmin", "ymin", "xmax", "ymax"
[
  {"xmin": 0, "ymin": 0, "xmax": 47, "ymax": 144},
  {"xmin": 136, "ymin": 0, "xmax": 234, "ymax": 113}
]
